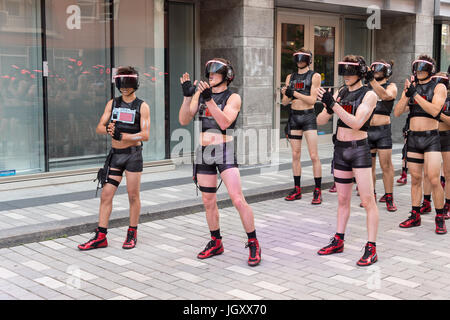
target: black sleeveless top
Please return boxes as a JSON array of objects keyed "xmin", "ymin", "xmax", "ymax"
[
  {"xmin": 197, "ymin": 89, "xmax": 237, "ymax": 135},
  {"xmin": 289, "ymin": 70, "xmax": 315, "ymax": 97},
  {"xmin": 111, "ymin": 96, "xmax": 143, "ymax": 134},
  {"xmin": 370, "ymin": 81, "xmax": 395, "ymax": 116},
  {"xmin": 337, "ymin": 86, "xmax": 372, "ymax": 132},
  {"xmin": 408, "ymin": 80, "xmax": 440, "ymax": 120}
]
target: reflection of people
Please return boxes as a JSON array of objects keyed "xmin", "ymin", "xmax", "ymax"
[
  {"xmin": 178, "ymin": 59, "xmax": 261, "ymax": 267},
  {"xmin": 393, "ymin": 56, "xmax": 447, "ymax": 234},
  {"xmin": 365, "ymin": 60, "xmax": 398, "ymax": 211},
  {"xmin": 280, "ymin": 48, "xmax": 323, "ymax": 204},
  {"xmin": 78, "ymin": 66, "xmax": 151, "ymax": 250},
  {"xmin": 423, "ymin": 73, "xmax": 450, "ymax": 219},
  {"xmin": 316, "ymin": 55, "xmax": 379, "ymax": 266}
]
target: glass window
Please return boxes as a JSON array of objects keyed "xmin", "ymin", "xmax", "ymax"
[
  {"xmin": 114, "ymin": 0, "xmax": 165, "ymax": 162},
  {"xmin": 0, "ymin": 0, "xmax": 44, "ymax": 176},
  {"xmin": 45, "ymin": 0, "xmax": 111, "ymax": 171}
]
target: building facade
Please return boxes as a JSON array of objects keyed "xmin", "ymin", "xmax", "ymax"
[{"xmin": 0, "ymin": 0, "xmax": 449, "ymax": 178}]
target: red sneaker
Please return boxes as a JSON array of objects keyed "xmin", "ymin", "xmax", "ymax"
[
  {"xmin": 436, "ymin": 215, "xmax": 447, "ymax": 234},
  {"xmin": 317, "ymin": 235, "xmax": 344, "ymax": 255},
  {"xmin": 311, "ymin": 188, "xmax": 322, "ymax": 205},
  {"xmin": 329, "ymin": 183, "xmax": 337, "ymax": 193},
  {"xmin": 385, "ymin": 194, "xmax": 397, "ymax": 212},
  {"xmin": 285, "ymin": 186, "xmax": 302, "ymax": 201},
  {"xmin": 420, "ymin": 199, "xmax": 432, "ymax": 214},
  {"xmin": 441, "ymin": 176, "xmax": 446, "ymax": 189},
  {"xmin": 379, "ymin": 194, "xmax": 387, "ymax": 203},
  {"xmin": 78, "ymin": 228, "xmax": 108, "ymax": 251},
  {"xmin": 399, "ymin": 211, "xmax": 421, "ymax": 228},
  {"xmin": 397, "ymin": 171, "xmax": 407, "ymax": 185},
  {"xmin": 357, "ymin": 243, "xmax": 378, "ymax": 267},
  {"xmin": 197, "ymin": 237, "xmax": 224, "ymax": 259},
  {"xmin": 122, "ymin": 228, "xmax": 137, "ymax": 249},
  {"xmin": 246, "ymin": 239, "xmax": 261, "ymax": 267}
]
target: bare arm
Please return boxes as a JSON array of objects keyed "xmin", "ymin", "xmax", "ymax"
[
  {"xmin": 369, "ymin": 81, "xmax": 397, "ymax": 101},
  {"xmin": 393, "ymin": 79, "xmax": 411, "ymax": 117},
  {"xmin": 96, "ymin": 99, "xmax": 114, "ymax": 135},
  {"xmin": 178, "ymin": 73, "xmax": 199, "ymax": 125},
  {"xmin": 333, "ymin": 91, "xmax": 377, "ymax": 130},
  {"xmin": 440, "ymin": 113, "xmax": 450, "ymax": 126},
  {"xmin": 281, "ymin": 74, "xmax": 292, "ymax": 106}
]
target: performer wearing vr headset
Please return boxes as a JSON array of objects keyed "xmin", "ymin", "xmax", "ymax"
[
  {"xmin": 281, "ymin": 48, "xmax": 323, "ymax": 204},
  {"xmin": 315, "ymin": 55, "xmax": 379, "ymax": 266},
  {"xmin": 422, "ymin": 72, "xmax": 450, "ymax": 219},
  {"xmin": 365, "ymin": 60, "xmax": 398, "ymax": 212},
  {"xmin": 78, "ymin": 66, "xmax": 151, "ymax": 250},
  {"xmin": 178, "ymin": 58, "xmax": 261, "ymax": 267},
  {"xmin": 393, "ymin": 55, "xmax": 447, "ymax": 234}
]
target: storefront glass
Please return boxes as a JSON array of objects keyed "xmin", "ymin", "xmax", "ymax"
[{"xmin": 0, "ymin": 0, "xmax": 45, "ymax": 176}]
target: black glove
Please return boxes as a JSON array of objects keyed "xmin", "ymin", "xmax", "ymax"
[
  {"xmin": 181, "ymin": 80, "xmax": 196, "ymax": 97},
  {"xmin": 285, "ymin": 87, "xmax": 294, "ymax": 99},
  {"xmin": 405, "ymin": 84, "xmax": 417, "ymax": 98},
  {"xmin": 365, "ymin": 70, "xmax": 375, "ymax": 82},
  {"xmin": 201, "ymin": 87, "xmax": 212, "ymax": 102},
  {"xmin": 321, "ymin": 90, "xmax": 335, "ymax": 114},
  {"xmin": 112, "ymin": 126, "xmax": 122, "ymax": 141}
]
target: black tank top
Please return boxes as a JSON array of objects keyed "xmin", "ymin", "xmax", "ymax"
[
  {"xmin": 408, "ymin": 80, "xmax": 440, "ymax": 120},
  {"xmin": 111, "ymin": 96, "xmax": 143, "ymax": 134},
  {"xmin": 370, "ymin": 81, "xmax": 395, "ymax": 116},
  {"xmin": 289, "ymin": 70, "xmax": 315, "ymax": 96},
  {"xmin": 337, "ymin": 86, "xmax": 372, "ymax": 132},
  {"xmin": 197, "ymin": 89, "xmax": 237, "ymax": 135}
]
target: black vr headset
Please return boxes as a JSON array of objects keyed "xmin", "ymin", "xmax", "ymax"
[
  {"xmin": 293, "ymin": 51, "xmax": 312, "ymax": 66},
  {"xmin": 338, "ymin": 57, "xmax": 367, "ymax": 77},
  {"xmin": 370, "ymin": 62, "xmax": 393, "ymax": 79},
  {"xmin": 411, "ymin": 59, "xmax": 436, "ymax": 79},
  {"xmin": 205, "ymin": 59, "xmax": 235, "ymax": 85},
  {"xmin": 432, "ymin": 74, "xmax": 449, "ymax": 89},
  {"xmin": 114, "ymin": 72, "xmax": 140, "ymax": 91}
]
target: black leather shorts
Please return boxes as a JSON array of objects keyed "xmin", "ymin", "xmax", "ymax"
[
  {"xmin": 287, "ymin": 109, "xmax": 317, "ymax": 137},
  {"xmin": 333, "ymin": 139, "xmax": 372, "ymax": 172},
  {"xmin": 368, "ymin": 124, "xmax": 392, "ymax": 150},
  {"xmin": 440, "ymin": 130, "xmax": 450, "ymax": 152},
  {"xmin": 109, "ymin": 146, "xmax": 143, "ymax": 173},
  {"xmin": 195, "ymin": 141, "xmax": 238, "ymax": 175},
  {"xmin": 407, "ymin": 130, "xmax": 441, "ymax": 154}
]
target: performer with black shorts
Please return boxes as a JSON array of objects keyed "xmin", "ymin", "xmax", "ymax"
[
  {"xmin": 281, "ymin": 48, "xmax": 323, "ymax": 204},
  {"xmin": 178, "ymin": 58, "xmax": 261, "ymax": 267},
  {"xmin": 78, "ymin": 66, "xmax": 151, "ymax": 250},
  {"xmin": 365, "ymin": 60, "xmax": 398, "ymax": 212},
  {"xmin": 316, "ymin": 55, "xmax": 379, "ymax": 266},
  {"xmin": 393, "ymin": 56, "xmax": 447, "ymax": 234},
  {"xmin": 423, "ymin": 72, "xmax": 450, "ymax": 219}
]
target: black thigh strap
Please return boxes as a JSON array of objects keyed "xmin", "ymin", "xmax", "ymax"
[
  {"xmin": 334, "ymin": 177, "xmax": 354, "ymax": 184},
  {"xmin": 407, "ymin": 157, "xmax": 424, "ymax": 164},
  {"xmin": 105, "ymin": 178, "xmax": 121, "ymax": 187},
  {"xmin": 199, "ymin": 186, "xmax": 217, "ymax": 193},
  {"xmin": 288, "ymin": 134, "xmax": 303, "ymax": 140}
]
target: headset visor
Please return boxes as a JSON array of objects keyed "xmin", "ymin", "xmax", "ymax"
[
  {"xmin": 114, "ymin": 75, "xmax": 138, "ymax": 90},
  {"xmin": 293, "ymin": 52, "xmax": 311, "ymax": 64},
  {"xmin": 371, "ymin": 62, "xmax": 388, "ymax": 74},
  {"xmin": 205, "ymin": 60, "xmax": 227, "ymax": 78},
  {"xmin": 338, "ymin": 62, "xmax": 361, "ymax": 76},
  {"xmin": 412, "ymin": 60, "xmax": 434, "ymax": 75}
]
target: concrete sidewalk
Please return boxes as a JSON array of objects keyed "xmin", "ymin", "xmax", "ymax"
[{"xmin": 0, "ymin": 143, "xmax": 404, "ymax": 248}]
